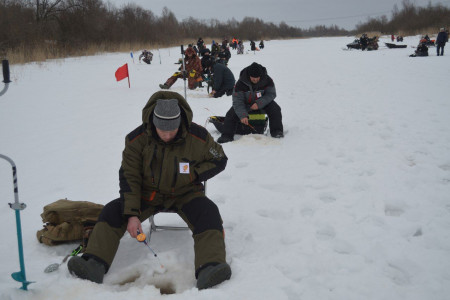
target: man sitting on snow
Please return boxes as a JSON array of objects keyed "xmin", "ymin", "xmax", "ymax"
[
  {"xmin": 217, "ymin": 62, "xmax": 284, "ymax": 143},
  {"xmin": 410, "ymin": 42, "xmax": 428, "ymax": 57},
  {"xmin": 68, "ymin": 91, "xmax": 231, "ymax": 290}
]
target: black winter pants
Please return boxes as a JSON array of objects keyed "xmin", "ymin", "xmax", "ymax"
[
  {"xmin": 437, "ymin": 44, "xmax": 445, "ymax": 56},
  {"xmin": 222, "ymin": 100, "xmax": 283, "ymax": 137},
  {"xmin": 214, "ymin": 88, "xmax": 234, "ymax": 98}
]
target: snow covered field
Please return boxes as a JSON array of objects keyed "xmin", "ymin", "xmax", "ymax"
[{"xmin": 1, "ymin": 36, "xmax": 449, "ymax": 300}]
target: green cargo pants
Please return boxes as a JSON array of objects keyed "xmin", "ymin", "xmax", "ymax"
[{"xmin": 84, "ymin": 197, "xmax": 226, "ymax": 275}]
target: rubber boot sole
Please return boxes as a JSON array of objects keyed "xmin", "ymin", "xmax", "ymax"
[
  {"xmin": 197, "ymin": 263, "xmax": 231, "ymax": 290},
  {"xmin": 67, "ymin": 256, "xmax": 104, "ymax": 284}
]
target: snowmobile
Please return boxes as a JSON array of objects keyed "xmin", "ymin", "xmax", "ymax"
[
  {"xmin": 346, "ymin": 37, "xmax": 378, "ymax": 50},
  {"xmin": 346, "ymin": 39, "xmax": 362, "ymax": 50}
]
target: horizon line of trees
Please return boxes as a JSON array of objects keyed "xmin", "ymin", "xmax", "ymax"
[
  {"xmin": 356, "ymin": 0, "xmax": 450, "ymax": 34},
  {"xmin": 1, "ymin": 0, "xmax": 350, "ymax": 55},
  {"xmin": 1, "ymin": 0, "xmax": 449, "ymax": 59}
]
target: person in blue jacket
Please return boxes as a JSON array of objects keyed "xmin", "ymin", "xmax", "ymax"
[{"xmin": 204, "ymin": 59, "xmax": 235, "ymax": 98}]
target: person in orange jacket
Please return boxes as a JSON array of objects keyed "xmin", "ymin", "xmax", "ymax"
[{"xmin": 231, "ymin": 38, "xmax": 238, "ymax": 50}]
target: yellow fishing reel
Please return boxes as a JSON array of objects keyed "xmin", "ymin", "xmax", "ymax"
[{"xmin": 136, "ymin": 232, "xmax": 146, "ymax": 242}]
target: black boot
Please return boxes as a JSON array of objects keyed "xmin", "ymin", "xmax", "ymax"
[
  {"xmin": 197, "ymin": 263, "xmax": 231, "ymax": 290},
  {"xmin": 68, "ymin": 256, "xmax": 106, "ymax": 283},
  {"xmin": 271, "ymin": 130, "xmax": 284, "ymax": 138},
  {"xmin": 217, "ymin": 135, "xmax": 234, "ymax": 144}
]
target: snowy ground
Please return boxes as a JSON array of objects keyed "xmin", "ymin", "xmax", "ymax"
[{"xmin": 1, "ymin": 36, "xmax": 450, "ymax": 300}]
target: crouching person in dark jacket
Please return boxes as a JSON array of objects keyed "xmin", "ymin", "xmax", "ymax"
[
  {"xmin": 68, "ymin": 91, "xmax": 231, "ymax": 290},
  {"xmin": 204, "ymin": 59, "xmax": 235, "ymax": 98},
  {"xmin": 217, "ymin": 62, "xmax": 284, "ymax": 143}
]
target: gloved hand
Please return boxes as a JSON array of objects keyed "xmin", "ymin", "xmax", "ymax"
[{"xmin": 189, "ymin": 70, "xmax": 196, "ymax": 78}]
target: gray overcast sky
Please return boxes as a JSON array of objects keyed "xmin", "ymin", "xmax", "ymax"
[{"xmin": 106, "ymin": 0, "xmax": 449, "ymax": 30}]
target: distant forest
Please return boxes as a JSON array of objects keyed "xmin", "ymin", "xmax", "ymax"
[
  {"xmin": 356, "ymin": 0, "xmax": 450, "ymax": 34},
  {"xmin": 1, "ymin": 0, "xmax": 449, "ymax": 63}
]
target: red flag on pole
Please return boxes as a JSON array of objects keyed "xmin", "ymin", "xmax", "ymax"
[{"xmin": 115, "ymin": 63, "xmax": 130, "ymax": 88}]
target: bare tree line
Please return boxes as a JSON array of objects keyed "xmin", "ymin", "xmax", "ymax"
[
  {"xmin": 356, "ymin": 0, "xmax": 450, "ymax": 35},
  {"xmin": 1, "ymin": 0, "xmax": 352, "ymax": 62},
  {"xmin": 1, "ymin": 0, "xmax": 308, "ymax": 61},
  {"xmin": 1, "ymin": 0, "xmax": 449, "ymax": 63}
]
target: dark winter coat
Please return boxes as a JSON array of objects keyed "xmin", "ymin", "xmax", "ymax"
[
  {"xmin": 211, "ymin": 43, "xmax": 220, "ymax": 55},
  {"xmin": 197, "ymin": 38, "xmax": 204, "ymax": 50},
  {"xmin": 436, "ymin": 31, "xmax": 448, "ymax": 45},
  {"xmin": 119, "ymin": 91, "xmax": 227, "ymax": 217},
  {"xmin": 218, "ymin": 48, "xmax": 231, "ymax": 61},
  {"xmin": 211, "ymin": 63, "xmax": 235, "ymax": 97},
  {"xmin": 201, "ymin": 54, "xmax": 213, "ymax": 72},
  {"xmin": 415, "ymin": 43, "xmax": 429, "ymax": 56},
  {"xmin": 232, "ymin": 64, "xmax": 276, "ymax": 119}
]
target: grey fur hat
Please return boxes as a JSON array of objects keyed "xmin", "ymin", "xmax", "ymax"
[{"xmin": 153, "ymin": 99, "xmax": 181, "ymax": 131}]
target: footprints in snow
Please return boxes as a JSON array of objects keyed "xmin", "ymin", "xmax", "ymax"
[
  {"xmin": 235, "ymin": 161, "xmax": 249, "ymax": 169},
  {"xmin": 384, "ymin": 203, "xmax": 405, "ymax": 217}
]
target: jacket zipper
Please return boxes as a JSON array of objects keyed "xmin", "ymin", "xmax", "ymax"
[
  {"xmin": 172, "ymin": 156, "xmax": 178, "ymax": 189},
  {"xmin": 246, "ymin": 82, "xmax": 254, "ymax": 104},
  {"xmin": 157, "ymin": 147, "xmax": 165, "ymax": 188},
  {"xmin": 149, "ymin": 144, "xmax": 157, "ymax": 184}
]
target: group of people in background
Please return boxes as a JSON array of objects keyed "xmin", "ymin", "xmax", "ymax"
[
  {"xmin": 352, "ymin": 27, "xmax": 447, "ymax": 55},
  {"xmin": 158, "ymin": 37, "xmax": 269, "ymax": 95},
  {"xmin": 156, "ymin": 37, "xmax": 283, "ymax": 144},
  {"xmin": 391, "ymin": 34, "xmax": 404, "ymax": 42}
]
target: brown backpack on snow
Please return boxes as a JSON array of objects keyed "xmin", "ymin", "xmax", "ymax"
[{"xmin": 36, "ymin": 199, "xmax": 104, "ymax": 246}]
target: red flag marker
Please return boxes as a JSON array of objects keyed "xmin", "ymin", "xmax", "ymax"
[{"xmin": 115, "ymin": 63, "xmax": 130, "ymax": 88}]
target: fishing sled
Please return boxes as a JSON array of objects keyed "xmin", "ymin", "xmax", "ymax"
[{"xmin": 385, "ymin": 43, "xmax": 407, "ymax": 49}]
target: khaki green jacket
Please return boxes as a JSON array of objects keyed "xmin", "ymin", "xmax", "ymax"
[{"xmin": 119, "ymin": 91, "xmax": 227, "ymax": 217}]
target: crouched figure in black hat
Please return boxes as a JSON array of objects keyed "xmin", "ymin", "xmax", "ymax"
[
  {"xmin": 217, "ymin": 62, "xmax": 284, "ymax": 143},
  {"xmin": 68, "ymin": 91, "xmax": 231, "ymax": 290},
  {"xmin": 204, "ymin": 59, "xmax": 235, "ymax": 98}
]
